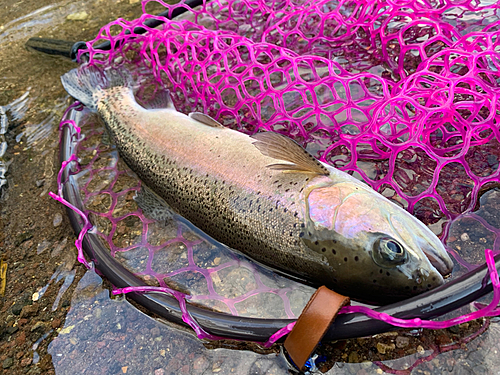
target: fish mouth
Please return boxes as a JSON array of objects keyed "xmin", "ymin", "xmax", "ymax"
[{"xmin": 422, "ymin": 247, "xmax": 454, "ymax": 277}]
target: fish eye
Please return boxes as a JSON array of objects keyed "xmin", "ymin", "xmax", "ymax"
[{"xmin": 372, "ymin": 237, "xmax": 408, "ymax": 268}]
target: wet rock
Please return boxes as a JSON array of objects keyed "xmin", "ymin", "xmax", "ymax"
[
  {"xmin": 12, "ymin": 302, "xmax": 26, "ymax": 315},
  {"xmin": 20, "ymin": 304, "xmax": 38, "ymax": 318},
  {"xmin": 192, "ymin": 356, "xmax": 208, "ymax": 373},
  {"xmin": 67, "ymin": 11, "xmax": 88, "ymax": 20},
  {"xmin": 6, "ymin": 326, "xmax": 18, "ymax": 335},
  {"xmin": 53, "ymin": 213, "xmax": 62, "ymax": 227},
  {"xmin": 15, "ymin": 331, "xmax": 25, "ymax": 345},
  {"xmin": 17, "ymin": 318, "xmax": 28, "ymax": 326},
  {"xmin": 376, "ymin": 342, "xmax": 395, "ymax": 354},
  {"xmin": 20, "ymin": 357, "xmax": 32, "ymax": 367},
  {"xmin": 51, "ymin": 318, "xmax": 61, "ymax": 329},
  {"xmin": 36, "ymin": 240, "xmax": 51, "ymax": 255},
  {"xmin": 31, "ymin": 321, "xmax": 48, "ymax": 332},
  {"xmin": 395, "ymin": 336, "xmax": 409, "ymax": 349},
  {"xmin": 348, "ymin": 351, "xmax": 360, "ymax": 363},
  {"xmin": 2, "ymin": 357, "xmax": 13, "ymax": 369}
]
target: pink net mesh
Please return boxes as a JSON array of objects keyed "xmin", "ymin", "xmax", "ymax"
[
  {"xmin": 85, "ymin": 0, "xmax": 500, "ymax": 227},
  {"xmin": 52, "ymin": 0, "xmax": 500, "ymax": 343}
]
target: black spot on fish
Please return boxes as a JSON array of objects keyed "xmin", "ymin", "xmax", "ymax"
[
  {"xmin": 332, "ymin": 249, "xmax": 337, "ymax": 255},
  {"xmin": 386, "ymin": 272, "xmax": 390, "ymax": 277},
  {"xmin": 344, "ymin": 257, "xmax": 348, "ymax": 262},
  {"xmin": 321, "ymin": 247, "xmax": 326, "ymax": 252},
  {"xmin": 354, "ymin": 256, "xmax": 359, "ymax": 261}
]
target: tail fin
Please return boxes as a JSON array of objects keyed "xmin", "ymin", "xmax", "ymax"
[{"xmin": 61, "ymin": 64, "xmax": 133, "ymax": 111}]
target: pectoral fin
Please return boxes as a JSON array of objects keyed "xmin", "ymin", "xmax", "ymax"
[
  {"xmin": 189, "ymin": 112, "xmax": 225, "ymax": 128},
  {"xmin": 251, "ymin": 132, "xmax": 330, "ymax": 176}
]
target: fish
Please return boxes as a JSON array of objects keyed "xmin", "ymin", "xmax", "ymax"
[{"xmin": 61, "ymin": 65, "xmax": 454, "ymax": 305}]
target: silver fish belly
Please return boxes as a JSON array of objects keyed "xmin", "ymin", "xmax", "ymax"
[{"xmin": 100, "ymin": 87, "xmax": 331, "ymax": 283}]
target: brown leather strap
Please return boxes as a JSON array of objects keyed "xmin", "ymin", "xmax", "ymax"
[{"xmin": 284, "ymin": 286, "xmax": 350, "ymax": 370}]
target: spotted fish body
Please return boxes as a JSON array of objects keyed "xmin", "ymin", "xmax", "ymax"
[{"xmin": 62, "ymin": 66, "xmax": 453, "ymax": 304}]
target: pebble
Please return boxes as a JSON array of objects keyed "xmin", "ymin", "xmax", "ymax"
[
  {"xmin": 2, "ymin": 357, "xmax": 13, "ymax": 369},
  {"xmin": 15, "ymin": 331, "xmax": 26, "ymax": 345},
  {"xmin": 376, "ymin": 342, "xmax": 395, "ymax": 354},
  {"xmin": 51, "ymin": 318, "xmax": 61, "ymax": 329},
  {"xmin": 348, "ymin": 351, "xmax": 360, "ymax": 362},
  {"xmin": 11, "ymin": 303, "xmax": 23, "ymax": 316},
  {"xmin": 460, "ymin": 233, "xmax": 470, "ymax": 241},
  {"xmin": 17, "ymin": 319, "xmax": 28, "ymax": 327},
  {"xmin": 193, "ymin": 356, "xmax": 208, "ymax": 372},
  {"xmin": 36, "ymin": 240, "xmax": 51, "ymax": 255},
  {"xmin": 53, "ymin": 213, "xmax": 63, "ymax": 227},
  {"xmin": 6, "ymin": 326, "xmax": 18, "ymax": 335},
  {"xmin": 20, "ymin": 357, "xmax": 32, "ymax": 367},
  {"xmin": 20, "ymin": 304, "xmax": 38, "ymax": 318},
  {"xmin": 67, "ymin": 11, "xmax": 88, "ymax": 20},
  {"xmin": 395, "ymin": 336, "xmax": 409, "ymax": 348},
  {"xmin": 31, "ymin": 321, "xmax": 48, "ymax": 332}
]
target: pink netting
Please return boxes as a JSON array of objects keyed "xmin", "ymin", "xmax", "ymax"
[
  {"xmin": 83, "ymin": 0, "xmax": 500, "ymax": 228},
  {"xmin": 52, "ymin": 0, "xmax": 500, "ymax": 342}
]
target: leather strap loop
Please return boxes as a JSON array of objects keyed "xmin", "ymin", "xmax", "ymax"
[{"xmin": 284, "ymin": 286, "xmax": 350, "ymax": 370}]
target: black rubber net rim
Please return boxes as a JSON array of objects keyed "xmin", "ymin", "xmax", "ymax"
[
  {"xmin": 59, "ymin": 105, "xmax": 500, "ymax": 343},
  {"xmin": 53, "ymin": 0, "xmax": 500, "ymax": 343}
]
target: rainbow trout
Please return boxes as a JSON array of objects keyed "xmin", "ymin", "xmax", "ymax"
[{"xmin": 61, "ymin": 66, "xmax": 453, "ymax": 304}]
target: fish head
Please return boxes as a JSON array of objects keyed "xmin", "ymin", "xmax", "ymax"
[{"xmin": 302, "ymin": 178, "xmax": 454, "ymax": 304}]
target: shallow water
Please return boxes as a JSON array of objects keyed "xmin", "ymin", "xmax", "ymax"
[{"xmin": 1, "ymin": 0, "xmax": 500, "ymax": 374}]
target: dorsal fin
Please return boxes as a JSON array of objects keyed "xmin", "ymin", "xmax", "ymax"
[
  {"xmin": 140, "ymin": 90, "xmax": 175, "ymax": 110},
  {"xmin": 251, "ymin": 132, "xmax": 330, "ymax": 176},
  {"xmin": 189, "ymin": 112, "xmax": 224, "ymax": 128}
]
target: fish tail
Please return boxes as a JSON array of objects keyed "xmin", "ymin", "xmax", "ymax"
[{"xmin": 61, "ymin": 64, "xmax": 133, "ymax": 111}]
